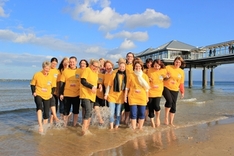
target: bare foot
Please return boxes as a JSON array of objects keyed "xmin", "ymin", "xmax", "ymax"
[
  {"xmin": 156, "ymin": 119, "xmax": 160, "ymax": 127},
  {"xmin": 81, "ymin": 130, "xmax": 86, "ymax": 136},
  {"xmin": 99, "ymin": 119, "xmax": 104, "ymax": 124},
  {"xmin": 38, "ymin": 126, "xmax": 43, "ymax": 134},
  {"xmin": 164, "ymin": 119, "xmax": 169, "ymax": 125},
  {"xmin": 170, "ymin": 123, "xmax": 175, "ymax": 127}
]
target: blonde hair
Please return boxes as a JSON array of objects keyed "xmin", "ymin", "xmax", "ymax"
[
  {"xmin": 89, "ymin": 59, "xmax": 100, "ymax": 66},
  {"xmin": 42, "ymin": 61, "xmax": 51, "ymax": 68}
]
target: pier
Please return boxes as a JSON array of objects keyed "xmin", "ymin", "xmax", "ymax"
[{"xmin": 136, "ymin": 40, "xmax": 234, "ymax": 87}]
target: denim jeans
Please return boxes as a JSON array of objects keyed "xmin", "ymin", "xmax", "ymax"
[
  {"xmin": 130, "ymin": 105, "xmax": 146, "ymax": 119},
  {"xmin": 109, "ymin": 102, "xmax": 122, "ymax": 126}
]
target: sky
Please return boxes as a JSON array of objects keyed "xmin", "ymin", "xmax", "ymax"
[{"xmin": 0, "ymin": 0, "xmax": 234, "ymax": 81}]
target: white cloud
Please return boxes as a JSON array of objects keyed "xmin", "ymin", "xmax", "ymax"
[
  {"xmin": 0, "ymin": 0, "xmax": 9, "ymax": 17},
  {"xmin": 119, "ymin": 38, "xmax": 135, "ymax": 50},
  {"xmin": 0, "ymin": 29, "xmax": 107, "ymax": 56},
  {"xmin": 124, "ymin": 9, "xmax": 170, "ymax": 29},
  {"xmin": 67, "ymin": 0, "xmax": 171, "ymax": 31},
  {"xmin": 105, "ymin": 31, "xmax": 148, "ymax": 42}
]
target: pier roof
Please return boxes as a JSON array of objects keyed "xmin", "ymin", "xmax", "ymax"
[{"xmin": 136, "ymin": 40, "xmax": 196, "ymax": 56}]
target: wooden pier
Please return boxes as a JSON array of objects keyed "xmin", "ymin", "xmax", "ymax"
[{"xmin": 136, "ymin": 40, "xmax": 234, "ymax": 87}]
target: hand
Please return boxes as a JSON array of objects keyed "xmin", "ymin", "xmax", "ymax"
[
  {"xmin": 104, "ymin": 95, "xmax": 108, "ymax": 100},
  {"xmin": 149, "ymin": 77, "xmax": 153, "ymax": 82},
  {"xmin": 124, "ymin": 97, "xmax": 127, "ymax": 103},
  {"xmin": 33, "ymin": 92, "xmax": 37, "ymax": 97},
  {"xmin": 99, "ymin": 84, "xmax": 102, "ymax": 92},
  {"xmin": 60, "ymin": 95, "xmax": 64, "ymax": 101},
  {"xmin": 180, "ymin": 93, "xmax": 184, "ymax": 99},
  {"xmin": 92, "ymin": 86, "xmax": 97, "ymax": 93},
  {"xmin": 166, "ymin": 72, "xmax": 170, "ymax": 78}
]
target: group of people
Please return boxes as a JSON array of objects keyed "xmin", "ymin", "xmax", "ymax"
[{"xmin": 30, "ymin": 52, "xmax": 185, "ymax": 135}]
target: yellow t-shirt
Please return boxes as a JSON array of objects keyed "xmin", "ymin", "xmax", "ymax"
[
  {"xmin": 104, "ymin": 71, "xmax": 115, "ymax": 88},
  {"xmin": 164, "ymin": 65, "xmax": 185, "ymax": 91},
  {"xmin": 143, "ymin": 68, "xmax": 152, "ymax": 75},
  {"xmin": 107, "ymin": 73, "xmax": 125, "ymax": 104},
  {"xmin": 96, "ymin": 73, "xmax": 104, "ymax": 99},
  {"xmin": 126, "ymin": 72, "xmax": 149, "ymax": 106},
  {"xmin": 147, "ymin": 68, "xmax": 167, "ymax": 97},
  {"xmin": 60, "ymin": 68, "xmax": 80, "ymax": 97},
  {"xmin": 49, "ymin": 68, "xmax": 59, "ymax": 95},
  {"xmin": 30, "ymin": 71, "xmax": 56, "ymax": 100},
  {"xmin": 126, "ymin": 64, "xmax": 133, "ymax": 75},
  {"xmin": 80, "ymin": 67, "xmax": 98, "ymax": 102}
]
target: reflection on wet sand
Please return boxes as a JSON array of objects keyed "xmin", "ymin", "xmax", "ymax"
[{"xmin": 92, "ymin": 127, "xmax": 179, "ymax": 155}]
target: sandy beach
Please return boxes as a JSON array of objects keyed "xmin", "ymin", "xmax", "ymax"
[
  {"xmin": 92, "ymin": 117, "xmax": 234, "ymax": 156},
  {"xmin": 151, "ymin": 118, "xmax": 234, "ymax": 156}
]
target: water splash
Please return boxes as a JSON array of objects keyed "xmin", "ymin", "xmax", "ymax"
[{"xmin": 90, "ymin": 106, "xmax": 111, "ymax": 129}]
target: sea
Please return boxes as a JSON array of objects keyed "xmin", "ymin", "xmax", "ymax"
[{"xmin": 0, "ymin": 79, "xmax": 234, "ymax": 156}]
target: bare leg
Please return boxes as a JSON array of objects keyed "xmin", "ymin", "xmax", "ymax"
[
  {"xmin": 120, "ymin": 110, "xmax": 125, "ymax": 123},
  {"xmin": 82, "ymin": 118, "xmax": 90, "ymax": 135},
  {"xmin": 115, "ymin": 125, "xmax": 119, "ymax": 129},
  {"xmin": 164, "ymin": 107, "xmax": 170, "ymax": 125},
  {"xmin": 155, "ymin": 111, "xmax": 161, "ymax": 127},
  {"xmin": 131, "ymin": 119, "xmax": 137, "ymax": 130},
  {"xmin": 73, "ymin": 114, "xmax": 78, "ymax": 126},
  {"xmin": 60, "ymin": 113, "xmax": 64, "ymax": 120},
  {"xmin": 51, "ymin": 106, "xmax": 59, "ymax": 122},
  {"xmin": 110, "ymin": 122, "xmax": 114, "ymax": 130},
  {"xmin": 138, "ymin": 119, "xmax": 145, "ymax": 130},
  {"xmin": 124, "ymin": 111, "xmax": 130, "ymax": 125},
  {"xmin": 169, "ymin": 113, "xmax": 175, "ymax": 126},
  {"xmin": 37, "ymin": 110, "xmax": 43, "ymax": 133},
  {"xmin": 145, "ymin": 109, "xmax": 148, "ymax": 121},
  {"xmin": 94, "ymin": 106, "xmax": 104, "ymax": 124},
  {"xmin": 63, "ymin": 115, "xmax": 68, "ymax": 127},
  {"xmin": 150, "ymin": 117, "xmax": 155, "ymax": 128}
]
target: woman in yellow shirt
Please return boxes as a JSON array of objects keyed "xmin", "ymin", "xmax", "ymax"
[
  {"xmin": 122, "ymin": 52, "xmax": 135, "ymax": 125},
  {"xmin": 124, "ymin": 60, "xmax": 150, "ymax": 130},
  {"xmin": 30, "ymin": 61, "xmax": 57, "ymax": 134},
  {"xmin": 80, "ymin": 59, "xmax": 101, "ymax": 135},
  {"xmin": 104, "ymin": 59, "xmax": 127, "ymax": 129},
  {"xmin": 163, "ymin": 56, "xmax": 185, "ymax": 126},
  {"xmin": 147, "ymin": 59, "xmax": 167, "ymax": 128},
  {"xmin": 49, "ymin": 57, "xmax": 59, "ymax": 123},
  {"xmin": 57, "ymin": 57, "xmax": 69, "ymax": 118},
  {"xmin": 103, "ymin": 60, "xmax": 114, "ymax": 107}
]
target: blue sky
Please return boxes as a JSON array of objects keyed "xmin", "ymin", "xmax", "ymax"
[{"xmin": 0, "ymin": 0, "xmax": 234, "ymax": 81}]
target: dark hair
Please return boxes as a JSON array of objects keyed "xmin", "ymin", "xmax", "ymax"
[
  {"xmin": 151, "ymin": 59, "xmax": 165, "ymax": 68},
  {"xmin": 50, "ymin": 57, "xmax": 58, "ymax": 63},
  {"xmin": 69, "ymin": 56, "xmax": 77, "ymax": 61},
  {"xmin": 58, "ymin": 57, "xmax": 69, "ymax": 72},
  {"xmin": 144, "ymin": 58, "xmax": 153, "ymax": 69},
  {"xmin": 79, "ymin": 59, "xmax": 89, "ymax": 67},
  {"xmin": 126, "ymin": 52, "xmax": 135, "ymax": 64},
  {"xmin": 104, "ymin": 60, "xmax": 114, "ymax": 68}
]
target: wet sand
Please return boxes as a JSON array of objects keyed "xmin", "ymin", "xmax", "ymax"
[
  {"xmin": 93, "ymin": 117, "xmax": 234, "ymax": 156},
  {"xmin": 156, "ymin": 118, "xmax": 234, "ymax": 156}
]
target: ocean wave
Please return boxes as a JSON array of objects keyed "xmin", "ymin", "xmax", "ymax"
[
  {"xmin": 0, "ymin": 107, "xmax": 35, "ymax": 114},
  {"xmin": 180, "ymin": 98, "xmax": 197, "ymax": 102}
]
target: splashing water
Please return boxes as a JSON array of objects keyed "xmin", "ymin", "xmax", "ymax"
[
  {"xmin": 29, "ymin": 119, "xmax": 66, "ymax": 135},
  {"xmin": 90, "ymin": 106, "xmax": 111, "ymax": 129}
]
